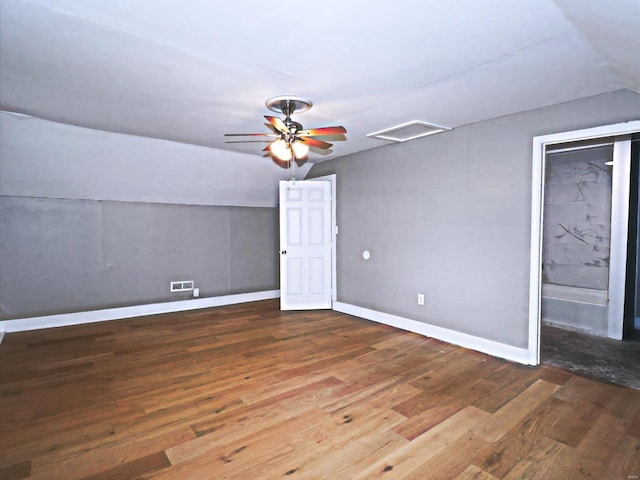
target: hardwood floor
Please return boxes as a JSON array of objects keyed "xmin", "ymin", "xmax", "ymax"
[{"xmin": 1, "ymin": 299, "xmax": 639, "ymax": 479}]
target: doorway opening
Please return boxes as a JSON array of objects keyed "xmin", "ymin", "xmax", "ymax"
[
  {"xmin": 541, "ymin": 142, "xmax": 613, "ymax": 337},
  {"xmin": 529, "ymin": 121, "xmax": 640, "ymax": 388}
]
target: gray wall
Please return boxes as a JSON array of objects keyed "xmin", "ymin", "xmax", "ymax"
[
  {"xmin": 0, "ymin": 114, "xmax": 279, "ymax": 321},
  {"xmin": 308, "ymin": 89, "xmax": 640, "ymax": 349},
  {"xmin": 0, "ymin": 112, "xmax": 282, "ymax": 207},
  {"xmin": 0, "ymin": 197, "xmax": 278, "ymax": 319}
]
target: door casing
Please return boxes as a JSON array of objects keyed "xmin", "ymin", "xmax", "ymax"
[{"xmin": 529, "ymin": 121, "xmax": 640, "ymax": 365}]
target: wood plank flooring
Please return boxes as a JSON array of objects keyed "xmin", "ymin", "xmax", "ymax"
[{"xmin": 1, "ymin": 299, "xmax": 639, "ymax": 479}]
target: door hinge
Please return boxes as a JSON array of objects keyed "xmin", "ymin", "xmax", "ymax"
[{"xmin": 334, "ymin": 225, "xmax": 339, "ymax": 235}]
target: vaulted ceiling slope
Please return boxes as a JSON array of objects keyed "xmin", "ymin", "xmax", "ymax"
[{"xmin": 1, "ymin": 0, "xmax": 639, "ymax": 203}]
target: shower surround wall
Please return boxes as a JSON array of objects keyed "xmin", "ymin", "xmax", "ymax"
[{"xmin": 541, "ymin": 145, "xmax": 613, "ymax": 335}]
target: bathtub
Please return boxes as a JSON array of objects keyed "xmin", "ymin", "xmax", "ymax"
[{"xmin": 541, "ymin": 283, "xmax": 609, "ymax": 337}]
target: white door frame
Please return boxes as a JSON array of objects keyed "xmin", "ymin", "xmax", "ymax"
[
  {"xmin": 311, "ymin": 174, "xmax": 337, "ymax": 302},
  {"xmin": 608, "ymin": 138, "xmax": 633, "ymax": 339},
  {"xmin": 528, "ymin": 121, "xmax": 640, "ymax": 365}
]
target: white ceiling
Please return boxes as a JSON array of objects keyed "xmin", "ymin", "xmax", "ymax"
[{"xmin": 1, "ymin": 0, "xmax": 639, "ymax": 190}]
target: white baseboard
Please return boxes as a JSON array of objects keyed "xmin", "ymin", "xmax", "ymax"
[
  {"xmin": 0, "ymin": 290, "xmax": 280, "ymax": 335},
  {"xmin": 0, "ymin": 295, "xmax": 534, "ymax": 366},
  {"xmin": 333, "ymin": 302, "xmax": 533, "ymax": 365}
]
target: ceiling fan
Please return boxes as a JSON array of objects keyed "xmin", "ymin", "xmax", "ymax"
[{"xmin": 224, "ymin": 96, "xmax": 347, "ymax": 169}]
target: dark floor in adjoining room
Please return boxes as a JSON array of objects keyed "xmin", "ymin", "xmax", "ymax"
[{"xmin": 541, "ymin": 322, "xmax": 640, "ymax": 390}]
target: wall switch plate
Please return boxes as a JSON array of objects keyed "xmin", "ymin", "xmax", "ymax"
[
  {"xmin": 193, "ymin": 287, "xmax": 200, "ymax": 297},
  {"xmin": 418, "ymin": 293, "xmax": 425, "ymax": 305}
]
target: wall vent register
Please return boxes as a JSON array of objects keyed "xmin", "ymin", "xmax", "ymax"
[
  {"xmin": 170, "ymin": 280, "xmax": 194, "ymax": 292},
  {"xmin": 367, "ymin": 120, "xmax": 451, "ymax": 143}
]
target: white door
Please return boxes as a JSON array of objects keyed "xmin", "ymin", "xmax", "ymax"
[{"xmin": 279, "ymin": 180, "xmax": 332, "ymax": 310}]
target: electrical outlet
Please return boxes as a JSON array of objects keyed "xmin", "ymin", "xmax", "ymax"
[{"xmin": 418, "ymin": 293, "xmax": 425, "ymax": 306}]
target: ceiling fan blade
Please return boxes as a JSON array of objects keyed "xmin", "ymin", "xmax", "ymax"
[
  {"xmin": 308, "ymin": 146, "xmax": 333, "ymax": 156},
  {"xmin": 298, "ymin": 137, "xmax": 333, "ymax": 149},
  {"xmin": 225, "ymin": 140, "xmax": 272, "ymax": 144},
  {"xmin": 264, "ymin": 115, "xmax": 289, "ymax": 134},
  {"xmin": 224, "ymin": 133, "xmax": 277, "ymax": 137},
  {"xmin": 264, "ymin": 123, "xmax": 280, "ymax": 134},
  {"xmin": 311, "ymin": 134, "xmax": 347, "ymax": 142},
  {"xmin": 297, "ymin": 125, "xmax": 346, "ymax": 136}
]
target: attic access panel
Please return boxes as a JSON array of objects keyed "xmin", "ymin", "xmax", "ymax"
[{"xmin": 367, "ymin": 120, "xmax": 451, "ymax": 142}]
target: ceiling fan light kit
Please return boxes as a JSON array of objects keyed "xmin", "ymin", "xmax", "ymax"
[
  {"xmin": 291, "ymin": 141, "xmax": 309, "ymax": 158},
  {"xmin": 225, "ymin": 96, "xmax": 347, "ymax": 171},
  {"xmin": 270, "ymin": 138, "xmax": 292, "ymax": 161}
]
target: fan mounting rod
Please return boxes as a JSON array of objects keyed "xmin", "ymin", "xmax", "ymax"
[{"xmin": 265, "ymin": 95, "xmax": 313, "ymax": 117}]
